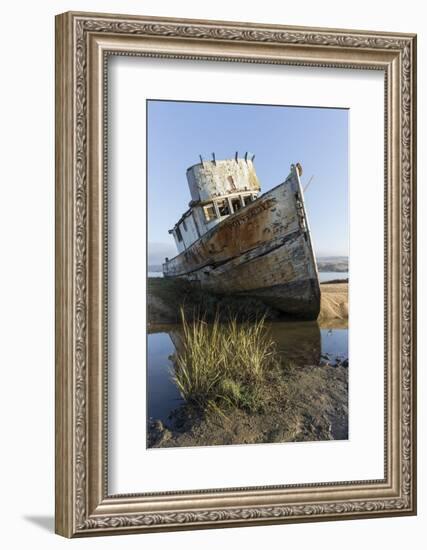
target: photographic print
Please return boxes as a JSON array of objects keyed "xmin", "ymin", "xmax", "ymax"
[{"xmin": 147, "ymin": 99, "xmax": 349, "ymax": 449}]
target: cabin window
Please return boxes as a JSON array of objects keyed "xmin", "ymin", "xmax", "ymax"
[
  {"xmin": 217, "ymin": 199, "xmax": 230, "ymax": 217},
  {"xmin": 244, "ymin": 194, "xmax": 257, "ymax": 205},
  {"xmin": 231, "ymin": 196, "xmax": 242, "ymax": 213},
  {"xmin": 182, "ymin": 219, "xmax": 187, "ymax": 231},
  {"xmin": 175, "ymin": 226, "xmax": 183, "ymax": 242},
  {"xmin": 203, "ymin": 204, "xmax": 217, "ymax": 222}
]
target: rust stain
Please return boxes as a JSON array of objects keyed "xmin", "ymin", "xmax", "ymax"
[{"xmin": 163, "ymin": 160, "xmax": 320, "ymax": 319}]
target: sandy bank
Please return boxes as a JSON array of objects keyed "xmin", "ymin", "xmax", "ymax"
[{"xmin": 318, "ymin": 282, "xmax": 348, "ymax": 327}]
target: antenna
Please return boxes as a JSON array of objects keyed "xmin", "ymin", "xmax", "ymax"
[
  {"xmin": 235, "ymin": 151, "xmax": 238, "ymax": 162},
  {"xmin": 303, "ymin": 175, "xmax": 314, "ymax": 192},
  {"xmin": 244, "ymin": 152, "xmax": 248, "ymax": 162},
  {"xmin": 212, "ymin": 152, "xmax": 216, "ymax": 164},
  {"xmin": 199, "ymin": 154, "xmax": 203, "ymax": 164},
  {"xmin": 251, "ymin": 154, "xmax": 256, "ymax": 162}
]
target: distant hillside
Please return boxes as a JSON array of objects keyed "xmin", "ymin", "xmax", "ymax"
[{"xmin": 316, "ymin": 256, "xmax": 348, "ymax": 273}]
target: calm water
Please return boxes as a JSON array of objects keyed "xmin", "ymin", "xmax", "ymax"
[
  {"xmin": 147, "ymin": 331, "xmax": 185, "ymax": 422},
  {"xmin": 149, "ymin": 271, "xmax": 349, "ymax": 282},
  {"xmin": 147, "ymin": 322, "xmax": 348, "ymax": 423}
]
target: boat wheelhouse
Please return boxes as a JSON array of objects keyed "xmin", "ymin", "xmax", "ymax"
[
  {"xmin": 169, "ymin": 154, "xmax": 260, "ymax": 253},
  {"xmin": 163, "ymin": 154, "xmax": 320, "ymax": 320}
]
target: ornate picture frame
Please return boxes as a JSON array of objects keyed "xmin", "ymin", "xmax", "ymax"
[{"xmin": 55, "ymin": 11, "xmax": 417, "ymax": 537}]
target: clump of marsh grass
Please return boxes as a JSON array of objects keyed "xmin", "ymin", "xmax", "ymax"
[{"xmin": 171, "ymin": 308, "xmax": 280, "ymax": 414}]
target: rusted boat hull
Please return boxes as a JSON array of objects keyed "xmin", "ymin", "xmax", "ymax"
[{"xmin": 163, "ymin": 168, "xmax": 320, "ymax": 320}]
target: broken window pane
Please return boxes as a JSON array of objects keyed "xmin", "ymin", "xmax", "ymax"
[
  {"xmin": 217, "ymin": 199, "xmax": 230, "ymax": 217},
  {"xmin": 231, "ymin": 196, "xmax": 242, "ymax": 213},
  {"xmin": 203, "ymin": 204, "xmax": 217, "ymax": 222},
  {"xmin": 243, "ymin": 194, "xmax": 258, "ymax": 205}
]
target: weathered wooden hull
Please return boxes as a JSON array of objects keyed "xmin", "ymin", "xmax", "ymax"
[{"xmin": 163, "ymin": 169, "xmax": 320, "ymax": 320}]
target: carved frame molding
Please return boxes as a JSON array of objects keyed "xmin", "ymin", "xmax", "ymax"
[{"xmin": 55, "ymin": 11, "xmax": 416, "ymax": 537}]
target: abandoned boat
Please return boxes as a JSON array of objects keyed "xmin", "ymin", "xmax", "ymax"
[{"xmin": 162, "ymin": 155, "xmax": 320, "ymax": 320}]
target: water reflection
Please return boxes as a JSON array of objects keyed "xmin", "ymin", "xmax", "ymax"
[
  {"xmin": 146, "ymin": 332, "xmax": 184, "ymax": 423},
  {"xmin": 147, "ymin": 322, "xmax": 348, "ymax": 424}
]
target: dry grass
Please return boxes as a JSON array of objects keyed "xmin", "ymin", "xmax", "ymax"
[{"xmin": 171, "ymin": 308, "xmax": 280, "ymax": 413}]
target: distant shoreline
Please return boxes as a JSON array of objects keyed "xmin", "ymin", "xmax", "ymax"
[
  {"xmin": 148, "ymin": 257, "xmax": 349, "ymax": 275},
  {"xmin": 148, "ymin": 268, "xmax": 348, "ymax": 274},
  {"xmin": 148, "ymin": 272, "xmax": 349, "ymax": 285}
]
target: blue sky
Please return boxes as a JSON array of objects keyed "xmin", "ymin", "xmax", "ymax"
[{"xmin": 147, "ymin": 100, "xmax": 348, "ymax": 264}]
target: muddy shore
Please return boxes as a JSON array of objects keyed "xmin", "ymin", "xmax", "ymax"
[
  {"xmin": 147, "ymin": 278, "xmax": 348, "ymax": 449},
  {"xmin": 148, "ymin": 361, "xmax": 348, "ymax": 449},
  {"xmin": 148, "ymin": 277, "xmax": 348, "ymax": 326}
]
